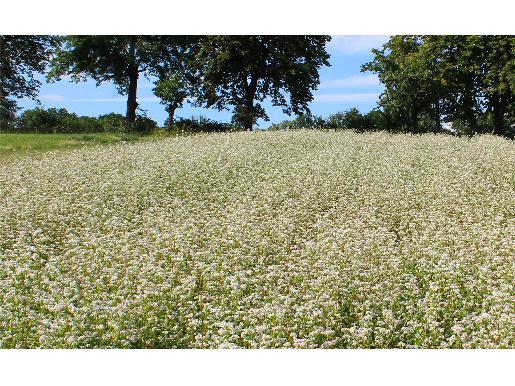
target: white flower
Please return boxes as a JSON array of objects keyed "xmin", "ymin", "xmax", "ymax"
[{"xmin": 0, "ymin": 131, "xmax": 513, "ymax": 348}]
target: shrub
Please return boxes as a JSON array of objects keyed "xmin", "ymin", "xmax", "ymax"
[
  {"xmin": 0, "ymin": 100, "xmax": 19, "ymax": 131},
  {"xmin": 269, "ymin": 113, "xmax": 327, "ymax": 131},
  {"xmin": 98, "ymin": 113, "xmax": 127, "ymax": 132},
  {"xmin": 64, "ymin": 116, "xmax": 103, "ymax": 133},
  {"xmin": 327, "ymin": 108, "xmax": 369, "ymax": 132},
  {"xmin": 364, "ymin": 109, "xmax": 389, "ymax": 131},
  {"xmin": 130, "ymin": 115, "xmax": 158, "ymax": 133},
  {"xmin": 18, "ymin": 107, "xmax": 70, "ymax": 133},
  {"xmin": 171, "ymin": 116, "xmax": 236, "ymax": 133},
  {"xmin": 15, "ymin": 108, "xmax": 151, "ymax": 134}
]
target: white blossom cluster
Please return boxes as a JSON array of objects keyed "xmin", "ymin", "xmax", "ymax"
[{"xmin": 0, "ymin": 131, "xmax": 513, "ymax": 348}]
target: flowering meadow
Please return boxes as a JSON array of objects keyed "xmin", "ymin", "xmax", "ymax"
[{"xmin": 0, "ymin": 130, "xmax": 513, "ymax": 348}]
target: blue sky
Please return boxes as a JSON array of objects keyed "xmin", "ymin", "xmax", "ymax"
[{"xmin": 17, "ymin": 36, "xmax": 389, "ymax": 127}]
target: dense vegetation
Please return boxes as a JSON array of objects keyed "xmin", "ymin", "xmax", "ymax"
[
  {"xmin": 1, "ymin": 131, "xmax": 513, "ymax": 348},
  {"xmin": 1, "ymin": 35, "xmax": 513, "ymax": 349},
  {"xmin": 362, "ymin": 36, "xmax": 514, "ymax": 137},
  {"xmin": 0, "ymin": 36, "xmax": 57, "ymax": 127},
  {"xmin": 1, "ymin": 107, "xmax": 241, "ymax": 135},
  {"xmin": 269, "ymin": 108, "xmax": 396, "ymax": 132},
  {"xmin": 4, "ymin": 109, "xmax": 157, "ymax": 134},
  {"xmin": 1, "ymin": 35, "xmax": 513, "ymax": 136}
]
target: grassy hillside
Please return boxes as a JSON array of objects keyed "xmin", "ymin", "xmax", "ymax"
[
  {"xmin": 0, "ymin": 130, "xmax": 513, "ymax": 348},
  {"xmin": 0, "ymin": 132, "xmax": 145, "ymax": 159}
]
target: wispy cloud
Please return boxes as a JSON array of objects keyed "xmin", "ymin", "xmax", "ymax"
[
  {"xmin": 40, "ymin": 94, "xmax": 68, "ymax": 102},
  {"xmin": 71, "ymin": 98, "xmax": 126, "ymax": 102},
  {"xmin": 40, "ymin": 95, "xmax": 160, "ymax": 103},
  {"xmin": 314, "ymin": 93, "xmax": 380, "ymax": 103},
  {"xmin": 328, "ymin": 35, "xmax": 389, "ymax": 56},
  {"xmin": 320, "ymin": 74, "xmax": 380, "ymax": 89}
]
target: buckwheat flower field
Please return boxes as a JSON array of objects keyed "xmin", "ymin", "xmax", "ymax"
[{"xmin": 0, "ymin": 130, "xmax": 514, "ymax": 348}]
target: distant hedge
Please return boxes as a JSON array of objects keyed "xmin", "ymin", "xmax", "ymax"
[
  {"xmin": 268, "ymin": 108, "xmax": 417, "ymax": 133},
  {"xmin": 2, "ymin": 108, "xmax": 247, "ymax": 134},
  {"xmin": 268, "ymin": 108, "xmax": 515, "ymax": 137},
  {"xmin": 2, "ymin": 108, "xmax": 159, "ymax": 134},
  {"xmin": 169, "ymin": 116, "xmax": 242, "ymax": 133}
]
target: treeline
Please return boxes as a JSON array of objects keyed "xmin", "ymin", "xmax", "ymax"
[
  {"xmin": 3, "ymin": 106, "xmax": 243, "ymax": 134},
  {"xmin": 3, "ymin": 108, "xmax": 157, "ymax": 134},
  {"xmin": 1, "ymin": 35, "xmax": 513, "ymax": 136},
  {"xmin": 362, "ymin": 35, "xmax": 514, "ymax": 137},
  {"xmin": 269, "ymin": 108, "xmax": 390, "ymax": 132},
  {"xmin": 1, "ymin": 35, "xmax": 330, "ymax": 131}
]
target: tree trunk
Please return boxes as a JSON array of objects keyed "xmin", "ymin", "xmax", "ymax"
[
  {"xmin": 166, "ymin": 105, "xmax": 177, "ymax": 130},
  {"xmin": 464, "ymin": 106, "xmax": 478, "ymax": 135},
  {"xmin": 434, "ymin": 98, "xmax": 441, "ymax": 132},
  {"xmin": 243, "ymin": 101, "xmax": 254, "ymax": 131},
  {"xmin": 491, "ymin": 93, "xmax": 506, "ymax": 136},
  {"xmin": 410, "ymin": 108, "xmax": 419, "ymax": 134},
  {"xmin": 242, "ymin": 75, "xmax": 258, "ymax": 131},
  {"xmin": 126, "ymin": 66, "xmax": 139, "ymax": 125},
  {"xmin": 126, "ymin": 37, "xmax": 139, "ymax": 125},
  {"xmin": 463, "ymin": 89, "xmax": 478, "ymax": 134}
]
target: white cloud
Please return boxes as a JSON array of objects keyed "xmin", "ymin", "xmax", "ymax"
[
  {"xmin": 314, "ymin": 93, "xmax": 380, "ymax": 102},
  {"xmin": 40, "ymin": 94, "xmax": 68, "ymax": 102},
  {"xmin": 328, "ymin": 35, "xmax": 389, "ymax": 56},
  {"xmin": 320, "ymin": 74, "xmax": 380, "ymax": 89},
  {"xmin": 71, "ymin": 98, "xmax": 126, "ymax": 102},
  {"xmin": 39, "ymin": 96, "xmax": 160, "ymax": 103}
]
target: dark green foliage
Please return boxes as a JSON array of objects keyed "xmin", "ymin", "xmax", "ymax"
[
  {"xmin": 327, "ymin": 108, "xmax": 392, "ymax": 132},
  {"xmin": 149, "ymin": 36, "xmax": 201, "ymax": 129},
  {"xmin": 130, "ymin": 116, "xmax": 158, "ymax": 133},
  {"xmin": 269, "ymin": 108, "xmax": 393, "ymax": 132},
  {"xmin": 64, "ymin": 115, "xmax": 103, "ymax": 133},
  {"xmin": 362, "ymin": 35, "xmax": 514, "ymax": 137},
  {"xmin": 49, "ymin": 36, "xmax": 161, "ymax": 125},
  {"xmin": 268, "ymin": 113, "xmax": 327, "ymax": 130},
  {"xmin": 153, "ymin": 76, "xmax": 189, "ymax": 129},
  {"xmin": 97, "ymin": 113, "xmax": 127, "ymax": 132},
  {"xmin": 364, "ymin": 109, "xmax": 392, "ymax": 131},
  {"xmin": 18, "ymin": 107, "xmax": 104, "ymax": 134},
  {"xmin": 0, "ymin": 100, "xmax": 18, "ymax": 131},
  {"xmin": 362, "ymin": 36, "xmax": 444, "ymax": 134},
  {"xmin": 18, "ymin": 108, "xmax": 72, "ymax": 133},
  {"xmin": 0, "ymin": 35, "xmax": 57, "ymax": 129},
  {"xmin": 326, "ymin": 108, "xmax": 368, "ymax": 131},
  {"xmin": 170, "ymin": 115, "xmax": 238, "ymax": 133},
  {"xmin": 13, "ymin": 107, "xmax": 153, "ymax": 134},
  {"xmin": 192, "ymin": 36, "xmax": 331, "ymax": 130}
]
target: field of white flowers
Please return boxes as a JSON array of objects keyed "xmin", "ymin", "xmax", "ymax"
[{"xmin": 0, "ymin": 130, "xmax": 514, "ymax": 348}]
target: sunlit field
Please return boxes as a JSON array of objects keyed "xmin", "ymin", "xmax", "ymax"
[{"xmin": 1, "ymin": 130, "xmax": 513, "ymax": 348}]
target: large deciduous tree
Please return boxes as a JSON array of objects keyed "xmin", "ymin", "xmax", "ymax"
[
  {"xmin": 149, "ymin": 36, "xmax": 200, "ymax": 129},
  {"xmin": 363, "ymin": 35, "xmax": 514, "ymax": 136},
  {"xmin": 0, "ymin": 35, "xmax": 57, "ymax": 129},
  {"xmin": 427, "ymin": 35, "xmax": 484, "ymax": 134},
  {"xmin": 362, "ymin": 36, "xmax": 445, "ymax": 133},
  {"xmin": 191, "ymin": 36, "xmax": 331, "ymax": 130},
  {"xmin": 480, "ymin": 35, "xmax": 514, "ymax": 135},
  {"xmin": 49, "ymin": 36, "xmax": 159, "ymax": 125}
]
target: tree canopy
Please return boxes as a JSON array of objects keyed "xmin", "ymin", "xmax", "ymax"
[
  {"xmin": 49, "ymin": 36, "xmax": 162, "ymax": 124},
  {"xmin": 0, "ymin": 35, "xmax": 57, "ymax": 128},
  {"xmin": 149, "ymin": 36, "xmax": 201, "ymax": 128},
  {"xmin": 4, "ymin": 34, "xmax": 512, "ymax": 136},
  {"xmin": 191, "ymin": 36, "xmax": 331, "ymax": 130},
  {"xmin": 362, "ymin": 35, "xmax": 514, "ymax": 136}
]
